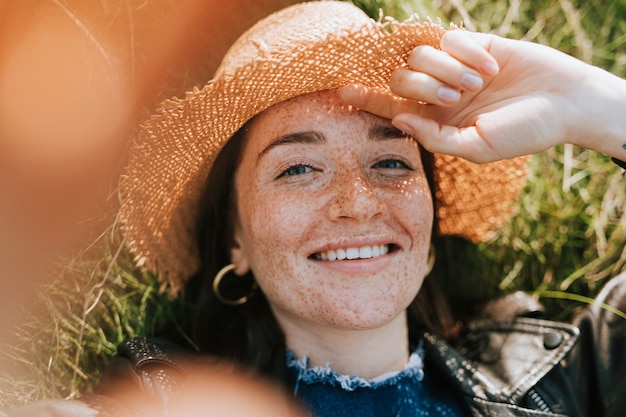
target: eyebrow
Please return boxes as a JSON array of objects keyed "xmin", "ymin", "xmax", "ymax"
[
  {"xmin": 257, "ymin": 131, "xmax": 325, "ymax": 162},
  {"xmin": 368, "ymin": 125, "xmax": 409, "ymax": 141},
  {"xmin": 257, "ymin": 125, "xmax": 409, "ymax": 163}
]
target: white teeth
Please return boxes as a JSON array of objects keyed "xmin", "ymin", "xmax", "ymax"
[
  {"xmin": 315, "ymin": 245, "xmax": 390, "ymax": 261},
  {"xmin": 359, "ymin": 246, "xmax": 372, "ymax": 259}
]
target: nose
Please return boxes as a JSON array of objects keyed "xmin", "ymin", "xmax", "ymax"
[{"xmin": 327, "ymin": 171, "xmax": 386, "ymax": 222}]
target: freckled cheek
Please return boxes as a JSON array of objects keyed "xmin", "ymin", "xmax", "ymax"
[
  {"xmin": 238, "ymin": 187, "xmax": 317, "ymax": 259},
  {"xmin": 385, "ymin": 179, "xmax": 433, "ymax": 231},
  {"xmin": 237, "ymin": 190, "xmax": 305, "ymax": 297},
  {"xmin": 238, "ymin": 189, "xmax": 323, "ymax": 318},
  {"xmin": 397, "ymin": 184, "xmax": 433, "ymax": 299}
]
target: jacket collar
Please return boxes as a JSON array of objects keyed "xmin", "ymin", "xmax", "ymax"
[{"xmin": 423, "ymin": 317, "xmax": 579, "ymax": 404}]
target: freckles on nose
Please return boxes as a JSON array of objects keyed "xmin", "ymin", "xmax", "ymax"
[{"xmin": 327, "ymin": 174, "xmax": 386, "ymax": 220}]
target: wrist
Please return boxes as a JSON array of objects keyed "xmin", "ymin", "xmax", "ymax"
[{"xmin": 572, "ymin": 65, "xmax": 626, "ymax": 161}]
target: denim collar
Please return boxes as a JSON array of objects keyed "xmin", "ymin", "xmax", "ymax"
[
  {"xmin": 286, "ymin": 343, "xmax": 425, "ymax": 393},
  {"xmin": 285, "ymin": 341, "xmax": 465, "ymax": 417}
]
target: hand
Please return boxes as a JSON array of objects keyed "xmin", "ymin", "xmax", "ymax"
[{"xmin": 339, "ymin": 30, "xmax": 626, "ymax": 163}]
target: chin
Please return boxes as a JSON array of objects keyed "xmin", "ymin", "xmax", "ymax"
[{"xmin": 319, "ymin": 300, "xmax": 408, "ymax": 331}]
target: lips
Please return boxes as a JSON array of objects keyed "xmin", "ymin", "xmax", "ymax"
[{"xmin": 314, "ymin": 244, "xmax": 390, "ymax": 261}]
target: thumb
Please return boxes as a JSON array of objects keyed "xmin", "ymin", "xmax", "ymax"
[{"xmin": 337, "ymin": 84, "xmax": 422, "ymax": 120}]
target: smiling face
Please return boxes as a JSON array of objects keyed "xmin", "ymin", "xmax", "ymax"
[{"xmin": 230, "ymin": 90, "xmax": 433, "ymax": 332}]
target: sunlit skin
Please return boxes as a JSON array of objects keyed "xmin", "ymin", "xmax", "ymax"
[
  {"xmin": 230, "ymin": 90, "xmax": 433, "ymax": 377},
  {"xmin": 338, "ymin": 30, "xmax": 626, "ymax": 164}
]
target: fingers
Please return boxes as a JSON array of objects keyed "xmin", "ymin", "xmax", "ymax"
[
  {"xmin": 337, "ymin": 84, "xmax": 422, "ymax": 120},
  {"xmin": 390, "ymin": 30, "xmax": 500, "ymax": 106},
  {"xmin": 337, "ymin": 85, "xmax": 475, "ymax": 158},
  {"xmin": 390, "ymin": 67, "xmax": 462, "ymax": 106},
  {"xmin": 440, "ymin": 30, "xmax": 500, "ymax": 77}
]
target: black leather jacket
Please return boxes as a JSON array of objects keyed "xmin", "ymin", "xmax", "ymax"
[{"xmin": 99, "ymin": 272, "xmax": 626, "ymax": 417}]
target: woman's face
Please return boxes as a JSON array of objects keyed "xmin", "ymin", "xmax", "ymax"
[{"xmin": 231, "ymin": 90, "xmax": 433, "ymax": 331}]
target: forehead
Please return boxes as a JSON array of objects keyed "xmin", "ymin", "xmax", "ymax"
[
  {"xmin": 246, "ymin": 90, "xmax": 393, "ymax": 146},
  {"xmin": 262, "ymin": 89, "xmax": 360, "ymax": 117}
]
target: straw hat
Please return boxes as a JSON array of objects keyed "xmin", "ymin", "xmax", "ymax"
[{"xmin": 120, "ymin": 1, "xmax": 528, "ymax": 294}]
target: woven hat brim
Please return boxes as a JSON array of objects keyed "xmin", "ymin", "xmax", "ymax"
[{"xmin": 120, "ymin": 12, "xmax": 527, "ymax": 294}]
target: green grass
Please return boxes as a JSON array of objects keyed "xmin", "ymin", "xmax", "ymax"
[
  {"xmin": 1, "ymin": 0, "xmax": 625, "ymax": 406},
  {"xmin": 0, "ymin": 230, "xmax": 189, "ymax": 404}
]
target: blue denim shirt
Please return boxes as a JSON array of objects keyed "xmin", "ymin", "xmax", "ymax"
[{"xmin": 286, "ymin": 344, "xmax": 466, "ymax": 417}]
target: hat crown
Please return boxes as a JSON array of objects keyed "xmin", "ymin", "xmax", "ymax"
[{"xmin": 216, "ymin": 2, "xmax": 371, "ymax": 77}]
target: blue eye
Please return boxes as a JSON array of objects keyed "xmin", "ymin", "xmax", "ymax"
[
  {"xmin": 374, "ymin": 159, "xmax": 411, "ymax": 170},
  {"xmin": 278, "ymin": 164, "xmax": 314, "ymax": 178}
]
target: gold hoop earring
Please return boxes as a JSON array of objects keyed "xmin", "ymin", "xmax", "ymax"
[
  {"xmin": 212, "ymin": 264, "xmax": 255, "ymax": 306},
  {"xmin": 425, "ymin": 243, "xmax": 436, "ymax": 276}
]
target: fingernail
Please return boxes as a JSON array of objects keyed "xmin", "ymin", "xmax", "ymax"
[
  {"xmin": 460, "ymin": 72, "xmax": 483, "ymax": 91},
  {"xmin": 392, "ymin": 120, "xmax": 415, "ymax": 137},
  {"xmin": 437, "ymin": 86, "xmax": 461, "ymax": 104}
]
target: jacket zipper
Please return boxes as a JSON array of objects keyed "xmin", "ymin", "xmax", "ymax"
[{"xmin": 527, "ymin": 388, "xmax": 553, "ymax": 414}]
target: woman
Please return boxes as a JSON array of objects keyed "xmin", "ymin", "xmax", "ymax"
[
  {"xmin": 4, "ymin": 1, "xmax": 625, "ymax": 416},
  {"xmin": 112, "ymin": 2, "xmax": 626, "ymax": 416}
]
